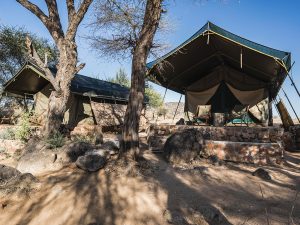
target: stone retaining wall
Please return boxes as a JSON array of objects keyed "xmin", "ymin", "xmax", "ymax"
[
  {"xmin": 147, "ymin": 125, "xmax": 284, "ymax": 150},
  {"xmin": 147, "ymin": 124, "xmax": 285, "ymax": 164},
  {"xmin": 203, "ymin": 140, "xmax": 283, "ymax": 164}
]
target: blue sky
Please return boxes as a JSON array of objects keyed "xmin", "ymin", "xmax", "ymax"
[{"xmin": 1, "ymin": 0, "xmax": 300, "ymax": 117}]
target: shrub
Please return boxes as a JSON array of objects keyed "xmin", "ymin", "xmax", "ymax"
[
  {"xmin": 45, "ymin": 131, "xmax": 65, "ymax": 149},
  {"xmin": 15, "ymin": 112, "xmax": 31, "ymax": 142},
  {"xmin": 0, "ymin": 127, "xmax": 16, "ymax": 140},
  {"xmin": 72, "ymin": 134, "xmax": 97, "ymax": 145}
]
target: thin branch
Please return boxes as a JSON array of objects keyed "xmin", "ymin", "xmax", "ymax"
[
  {"xmin": 289, "ymin": 191, "xmax": 299, "ymax": 225},
  {"xmin": 259, "ymin": 185, "xmax": 270, "ymax": 225},
  {"xmin": 108, "ymin": 0, "xmax": 139, "ymax": 40}
]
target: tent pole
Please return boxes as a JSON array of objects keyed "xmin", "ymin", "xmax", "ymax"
[
  {"xmin": 282, "ymin": 88, "xmax": 300, "ymax": 123},
  {"xmin": 162, "ymin": 87, "xmax": 168, "ymax": 103},
  {"xmin": 286, "ymin": 61, "xmax": 300, "ymax": 98},
  {"xmin": 287, "ymin": 72, "xmax": 300, "ymax": 98},
  {"xmin": 172, "ymin": 94, "xmax": 182, "ymax": 122}
]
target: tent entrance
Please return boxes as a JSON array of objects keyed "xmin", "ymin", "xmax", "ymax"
[{"xmin": 207, "ymin": 81, "xmax": 241, "ymax": 113}]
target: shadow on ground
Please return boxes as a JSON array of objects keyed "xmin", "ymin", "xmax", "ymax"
[{"xmin": 1, "ymin": 150, "xmax": 300, "ymax": 225}]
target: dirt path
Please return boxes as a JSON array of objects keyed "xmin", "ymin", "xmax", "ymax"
[{"xmin": 0, "ymin": 151, "xmax": 300, "ymax": 225}]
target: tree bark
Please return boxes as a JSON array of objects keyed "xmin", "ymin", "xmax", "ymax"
[{"xmin": 120, "ymin": 0, "xmax": 163, "ymax": 159}]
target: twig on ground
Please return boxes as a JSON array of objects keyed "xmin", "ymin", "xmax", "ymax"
[
  {"xmin": 289, "ymin": 190, "xmax": 299, "ymax": 225},
  {"xmin": 259, "ymin": 184, "xmax": 270, "ymax": 225}
]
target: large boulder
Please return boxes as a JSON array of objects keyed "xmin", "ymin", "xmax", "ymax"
[
  {"xmin": 163, "ymin": 129, "xmax": 203, "ymax": 164},
  {"xmin": 17, "ymin": 141, "xmax": 96, "ymax": 175},
  {"xmin": 17, "ymin": 150, "xmax": 60, "ymax": 175},
  {"xmin": 75, "ymin": 154, "xmax": 106, "ymax": 172}
]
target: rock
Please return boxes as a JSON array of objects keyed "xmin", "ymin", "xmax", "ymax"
[
  {"xmin": 176, "ymin": 118, "xmax": 185, "ymax": 125},
  {"xmin": 0, "ymin": 171, "xmax": 40, "ymax": 201},
  {"xmin": 208, "ymin": 155, "xmax": 223, "ymax": 166},
  {"xmin": 23, "ymin": 137, "xmax": 46, "ymax": 153},
  {"xmin": 86, "ymin": 149, "xmax": 110, "ymax": 158},
  {"xmin": 163, "ymin": 129, "xmax": 203, "ymax": 164},
  {"xmin": 163, "ymin": 209, "xmax": 172, "ymax": 223},
  {"xmin": 76, "ymin": 154, "xmax": 106, "ymax": 172},
  {"xmin": 197, "ymin": 205, "xmax": 231, "ymax": 225},
  {"xmin": 17, "ymin": 151, "xmax": 61, "ymax": 175},
  {"xmin": 101, "ymin": 141, "xmax": 119, "ymax": 151},
  {"xmin": 62, "ymin": 142, "xmax": 94, "ymax": 162},
  {"xmin": 0, "ymin": 165, "xmax": 21, "ymax": 184},
  {"xmin": 252, "ymin": 168, "xmax": 271, "ymax": 180}
]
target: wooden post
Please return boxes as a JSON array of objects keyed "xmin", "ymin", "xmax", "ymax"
[{"xmin": 268, "ymin": 92, "xmax": 273, "ymax": 127}]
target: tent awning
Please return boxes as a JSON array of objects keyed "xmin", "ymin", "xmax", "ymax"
[
  {"xmin": 146, "ymin": 22, "xmax": 291, "ymax": 100},
  {"xmin": 3, "ymin": 61, "xmax": 130, "ymax": 102}
]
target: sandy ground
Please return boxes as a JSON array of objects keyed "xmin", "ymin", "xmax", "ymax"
[{"xmin": 0, "ymin": 142, "xmax": 300, "ymax": 225}]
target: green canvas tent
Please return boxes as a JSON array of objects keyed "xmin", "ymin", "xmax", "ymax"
[
  {"xmin": 2, "ymin": 61, "xmax": 130, "ymax": 127},
  {"xmin": 147, "ymin": 22, "xmax": 291, "ymax": 124}
]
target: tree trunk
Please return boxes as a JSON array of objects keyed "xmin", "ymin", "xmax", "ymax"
[
  {"xmin": 120, "ymin": 0, "xmax": 163, "ymax": 159},
  {"xmin": 44, "ymin": 40, "xmax": 78, "ymax": 137},
  {"xmin": 120, "ymin": 50, "xmax": 146, "ymax": 159}
]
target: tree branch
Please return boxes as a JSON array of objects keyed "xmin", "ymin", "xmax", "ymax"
[
  {"xmin": 74, "ymin": 63, "xmax": 86, "ymax": 74},
  {"xmin": 17, "ymin": 0, "xmax": 64, "ymax": 44},
  {"xmin": 66, "ymin": 0, "xmax": 93, "ymax": 40},
  {"xmin": 25, "ymin": 36, "xmax": 59, "ymax": 91},
  {"xmin": 16, "ymin": 0, "xmax": 49, "ymax": 26},
  {"xmin": 66, "ymin": 0, "xmax": 76, "ymax": 23}
]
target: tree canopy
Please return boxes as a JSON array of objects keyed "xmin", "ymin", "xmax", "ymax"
[
  {"xmin": 108, "ymin": 68, "xmax": 163, "ymax": 108},
  {"xmin": 0, "ymin": 25, "xmax": 58, "ymax": 84}
]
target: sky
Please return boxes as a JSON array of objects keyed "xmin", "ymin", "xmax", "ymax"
[{"xmin": 1, "ymin": 0, "xmax": 300, "ymax": 117}]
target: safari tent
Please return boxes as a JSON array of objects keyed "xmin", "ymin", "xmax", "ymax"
[
  {"xmin": 147, "ymin": 22, "xmax": 291, "ymax": 126},
  {"xmin": 2, "ymin": 61, "xmax": 130, "ymax": 127}
]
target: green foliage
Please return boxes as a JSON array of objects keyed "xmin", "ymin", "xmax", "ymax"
[
  {"xmin": 0, "ymin": 25, "xmax": 58, "ymax": 84},
  {"xmin": 107, "ymin": 68, "xmax": 130, "ymax": 87},
  {"xmin": 0, "ymin": 127, "xmax": 16, "ymax": 140},
  {"xmin": 107, "ymin": 68, "xmax": 163, "ymax": 108},
  {"xmin": 145, "ymin": 85, "xmax": 163, "ymax": 108},
  {"xmin": 15, "ymin": 112, "xmax": 31, "ymax": 142},
  {"xmin": 45, "ymin": 132, "xmax": 65, "ymax": 149}
]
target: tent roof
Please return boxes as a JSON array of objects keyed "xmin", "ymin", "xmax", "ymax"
[
  {"xmin": 147, "ymin": 22, "xmax": 291, "ymax": 98},
  {"xmin": 3, "ymin": 61, "xmax": 130, "ymax": 102}
]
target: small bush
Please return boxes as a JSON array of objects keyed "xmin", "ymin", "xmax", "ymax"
[
  {"xmin": 45, "ymin": 132, "xmax": 65, "ymax": 149},
  {"xmin": 0, "ymin": 127, "xmax": 16, "ymax": 140},
  {"xmin": 72, "ymin": 134, "xmax": 97, "ymax": 145},
  {"xmin": 15, "ymin": 112, "xmax": 31, "ymax": 142}
]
